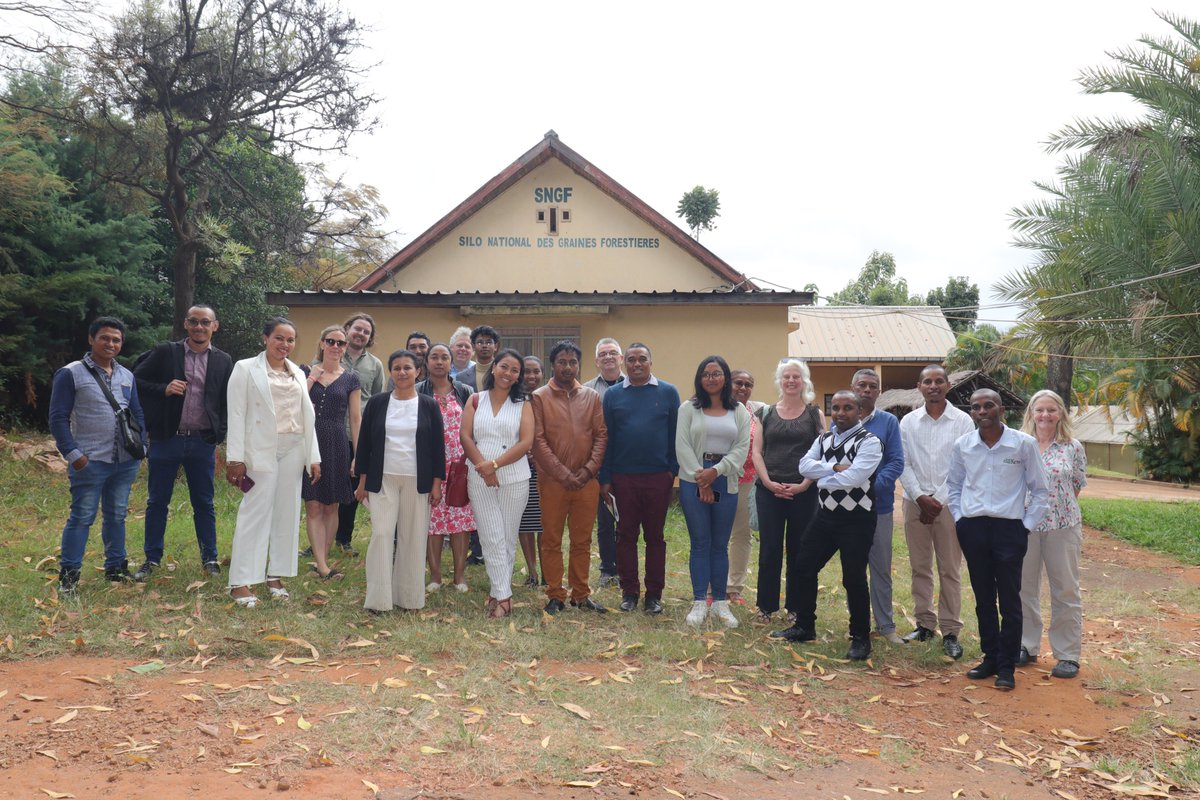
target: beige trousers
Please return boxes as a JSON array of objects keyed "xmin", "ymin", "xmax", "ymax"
[
  {"xmin": 364, "ymin": 474, "xmax": 430, "ymax": 611},
  {"xmin": 727, "ymin": 481, "xmax": 755, "ymax": 594},
  {"xmin": 902, "ymin": 498, "xmax": 963, "ymax": 636},
  {"xmin": 1021, "ymin": 525, "xmax": 1083, "ymax": 662}
]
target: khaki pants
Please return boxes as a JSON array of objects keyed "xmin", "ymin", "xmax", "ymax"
[
  {"xmin": 727, "ymin": 481, "xmax": 755, "ymax": 594},
  {"xmin": 539, "ymin": 478, "xmax": 600, "ymax": 602},
  {"xmin": 364, "ymin": 474, "xmax": 430, "ymax": 611},
  {"xmin": 1021, "ymin": 525, "xmax": 1083, "ymax": 662},
  {"xmin": 902, "ymin": 498, "xmax": 963, "ymax": 636}
]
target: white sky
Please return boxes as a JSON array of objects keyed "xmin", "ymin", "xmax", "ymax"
[{"xmin": 327, "ymin": 1, "xmax": 1173, "ymax": 327}]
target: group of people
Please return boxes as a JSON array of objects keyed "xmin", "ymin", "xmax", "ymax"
[{"xmin": 50, "ymin": 311, "xmax": 1087, "ymax": 688}]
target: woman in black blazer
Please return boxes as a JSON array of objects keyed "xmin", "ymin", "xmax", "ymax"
[{"xmin": 354, "ymin": 350, "xmax": 445, "ymax": 612}]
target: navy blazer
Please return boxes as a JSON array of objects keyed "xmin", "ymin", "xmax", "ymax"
[
  {"xmin": 355, "ymin": 392, "xmax": 445, "ymax": 494},
  {"xmin": 134, "ymin": 340, "xmax": 234, "ymax": 444}
]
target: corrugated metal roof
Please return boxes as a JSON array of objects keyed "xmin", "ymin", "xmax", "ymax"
[
  {"xmin": 788, "ymin": 306, "xmax": 957, "ymax": 362},
  {"xmin": 1071, "ymin": 405, "xmax": 1139, "ymax": 445}
]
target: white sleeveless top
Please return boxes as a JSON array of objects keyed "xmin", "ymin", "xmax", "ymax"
[{"xmin": 468, "ymin": 393, "xmax": 530, "ymax": 486}]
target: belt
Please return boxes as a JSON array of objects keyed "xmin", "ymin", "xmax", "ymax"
[
  {"xmin": 177, "ymin": 429, "xmax": 214, "ymax": 438},
  {"xmin": 702, "ymin": 452, "xmax": 726, "ymax": 462}
]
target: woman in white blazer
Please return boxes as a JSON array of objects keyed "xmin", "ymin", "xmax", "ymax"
[{"xmin": 225, "ymin": 318, "xmax": 322, "ymax": 607}]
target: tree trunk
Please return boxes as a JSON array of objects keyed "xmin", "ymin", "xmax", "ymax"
[
  {"xmin": 1045, "ymin": 337, "xmax": 1074, "ymax": 412},
  {"xmin": 171, "ymin": 241, "xmax": 199, "ymax": 339}
]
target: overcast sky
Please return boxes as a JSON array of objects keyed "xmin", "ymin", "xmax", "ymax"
[{"xmin": 319, "ymin": 1, "xmax": 1178, "ymax": 326}]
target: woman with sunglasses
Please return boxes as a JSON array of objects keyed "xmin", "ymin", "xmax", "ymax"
[{"xmin": 301, "ymin": 324, "xmax": 361, "ymax": 580}]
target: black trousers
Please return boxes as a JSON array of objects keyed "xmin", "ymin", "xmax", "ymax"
[
  {"xmin": 792, "ymin": 508, "xmax": 875, "ymax": 639},
  {"xmin": 956, "ymin": 516, "xmax": 1028, "ymax": 673},
  {"xmin": 755, "ymin": 483, "xmax": 818, "ymax": 614}
]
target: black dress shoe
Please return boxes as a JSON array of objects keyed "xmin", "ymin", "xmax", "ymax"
[
  {"xmin": 544, "ymin": 599, "xmax": 566, "ymax": 615},
  {"xmin": 202, "ymin": 560, "xmax": 221, "ymax": 577},
  {"xmin": 846, "ymin": 637, "xmax": 871, "ymax": 661},
  {"xmin": 994, "ymin": 672, "xmax": 1015, "ymax": 690},
  {"xmin": 467, "ymin": 555, "xmax": 485, "ymax": 566},
  {"xmin": 1017, "ymin": 646, "xmax": 1036, "ymax": 666},
  {"xmin": 643, "ymin": 596, "xmax": 663, "ymax": 615},
  {"xmin": 942, "ymin": 634, "xmax": 963, "ymax": 660},
  {"xmin": 769, "ymin": 625, "xmax": 816, "ymax": 642},
  {"xmin": 571, "ymin": 597, "xmax": 608, "ymax": 614},
  {"xmin": 619, "ymin": 595, "xmax": 639, "ymax": 613},
  {"xmin": 902, "ymin": 626, "xmax": 935, "ymax": 643},
  {"xmin": 966, "ymin": 659, "xmax": 998, "ymax": 680},
  {"xmin": 1051, "ymin": 660, "xmax": 1079, "ymax": 679}
]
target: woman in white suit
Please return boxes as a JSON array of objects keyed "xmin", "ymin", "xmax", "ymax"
[{"xmin": 225, "ymin": 318, "xmax": 322, "ymax": 607}]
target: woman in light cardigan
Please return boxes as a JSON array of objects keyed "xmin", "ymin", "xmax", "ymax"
[
  {"xmin": 355, "ymin": 350, "xmax": 445, "ymax": 612},
  {"xmin": 225, "ymin": 317, "xmax": 322, "ymax": 608},
  {"xmin": 676, "ymin": 355, "xmax": 751, "ymax": 629}
]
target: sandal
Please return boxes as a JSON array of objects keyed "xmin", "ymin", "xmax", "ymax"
[
  {"xmin": 487, "ymin": 597, "xmax": 512, "ymax": 619},
  {"xmin": 523, "ymin": 575, "xmax": 539, "ymax": 588},
  {"xmin": 266, "ymin": 579, "xmax": 290, "ymax": 600},
  {"xmin": 230, "ymin": 587, "xmax": 258, "ymax": 608},
  {"xmin": 319, "ymin": 569, "xmax": 343, "ymax": 582}
]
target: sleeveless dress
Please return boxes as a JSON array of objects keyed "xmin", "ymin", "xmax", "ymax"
[
  {"xmin": 301, "ymin": 369, "xmax": 360, "ymax": 504},
  {"xmin": 428, "ymin": 389, "xmax": 475, "ymax": 535}
]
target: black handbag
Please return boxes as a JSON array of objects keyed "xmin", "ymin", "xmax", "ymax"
[{"xmin": 85, "ymin": 362, "xmax": 147, "ymax": 460}]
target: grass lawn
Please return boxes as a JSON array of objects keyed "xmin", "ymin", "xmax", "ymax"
[{"xmin": 1080, "ymin": 498, "xmax": 1200, "ymax": 564}]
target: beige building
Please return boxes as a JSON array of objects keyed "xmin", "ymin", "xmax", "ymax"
[
  {"xmin": 271, "ymin": 131, "xmax": 811, "ymax": 392},
  {"xmin": 787, "ymin": 306, "xmax": 958, "ymax": 412}
]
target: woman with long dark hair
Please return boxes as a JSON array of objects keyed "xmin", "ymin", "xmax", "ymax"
[
  {"xmin": 460, "ymin": 348, "xmax": 534, "ymax": 618},
  {"xmin": 676, "ymin": 356, "xmax": 752, "ymax": 628}
]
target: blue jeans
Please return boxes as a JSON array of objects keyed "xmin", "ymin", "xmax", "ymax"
[
  {"xmin": 144, "ymin": 435, "xmax": 218, "ymax": 564},
  {"xmin": 679, "ymin": 466, "xmax": 738, "ymax": 601},
  {"xmin": 61, "ymin": 458, "xmax": 141, "ymax": 571}
]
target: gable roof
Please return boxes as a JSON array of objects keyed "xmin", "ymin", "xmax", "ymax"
[
  {"xmin": 788, "ymin": 305, "xmax": 957, "ymax": 362},
  {"xmin": 877, "ymin": 369, "xmax": 1026, "ymax": 416},
  {"xmin": 352, "ymin": 131, "xmax": 755, "ymax": 292}
]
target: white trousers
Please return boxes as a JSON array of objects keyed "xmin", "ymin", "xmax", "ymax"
[
  {"xmin": 364, "ymin": 474, "xmax": 430, "ymax": 611},
  {"xmin": 727, "ymin": 481, "xmax": 755, "ymax": 594},
  {"xmin": 228, "ymin": 433, "xmax": 303, "ymax": 588},
  {"xmin": 469, "ymin": 476, "xmax": 529, "ymax": 601},
  {"xmin": 1020, "ymin": 524, "xmax": 1083, "ymax": 662}
]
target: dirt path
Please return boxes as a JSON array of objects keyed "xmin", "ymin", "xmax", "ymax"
[
  {"xmin": 1080, "ymin": 475, "xmax": 1200, "ymax": 502},
  {"xmin": 2, "ymin": 525, "xmax": 1197, "ymax": 800}
]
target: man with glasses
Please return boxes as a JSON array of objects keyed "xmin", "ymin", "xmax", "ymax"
[
  {"xmin": 335, "ymin": 313, "xmax": 385, "ymax": 555},
  {"xmin": 133, "ymin": 304, "xmax": 234, "ymax": 580},
  {"xmin": 584, "ymin": 338, "xmax": 624, "ymax": 588},
  {"xmin": 456, "ymin": 325, "xmax": 500, "ymax": 391}
]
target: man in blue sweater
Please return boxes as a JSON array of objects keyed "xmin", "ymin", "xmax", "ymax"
[
  {"xmin": 599, "ymin": 343, "xmax": 679, "ymax": 615},
  {"xmin": 853, "ymin": 369, "xmax": 909, "ymax": 648}
]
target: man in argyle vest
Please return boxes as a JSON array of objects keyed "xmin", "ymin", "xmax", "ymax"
[{"xmin": 769, "ymin": 390, "xmax": 882, "ymax": 660}]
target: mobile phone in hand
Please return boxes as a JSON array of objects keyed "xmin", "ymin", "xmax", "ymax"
[{"xmin": 238, "ymin": 474, "xmax": 256, "ymax": 493}]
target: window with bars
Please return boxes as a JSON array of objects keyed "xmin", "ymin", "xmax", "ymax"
[{"xmin": 497, "ymin": 326, "xmax": 582, "ymax": 364}]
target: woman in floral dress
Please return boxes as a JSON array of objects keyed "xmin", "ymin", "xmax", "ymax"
[{"xmin": 419, "ymin": 343, "xmax": 474, "ymax": 593}]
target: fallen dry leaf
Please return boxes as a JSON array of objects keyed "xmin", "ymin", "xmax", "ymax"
[
  {"xmin": 296, "ymin": 716, "xmax": 312, "ymax": 731},
  {"xmin": 558, "ymin": 702, "xmax": 592, "ymax": 720},
  {"xmin": 50, "ymin": 710, "xmax": 78, "ymax": 725},
  {"xmin": 361, "ymin": 779, "xmax": 380, "ymax": 796},
  {"xmin": 39, "ymin": 791, "xmax": 74, "ymax": 799},
  {"xmin": 419, "ymin": 746, "xmax": 446, "ymax": 755},
  {"xmin": 564, "ymin": 780, "xmax": 601, "ymax": 788}
]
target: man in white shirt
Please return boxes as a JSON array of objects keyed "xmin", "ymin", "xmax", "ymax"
[
  {"xmin": 898, "ymin": 364, "xmax": 976, "ymax": 659},
  {"xmin": 947, "ymin": 389, "xmax": 1050, "ymax": 690},
  {"xmin": 584, "ymin": 337, "xmax": 624, "ymax": 588}
]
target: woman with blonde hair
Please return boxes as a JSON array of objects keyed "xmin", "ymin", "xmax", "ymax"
[
  {"xmin": 301, "ymin": 324, "xmax": 361, "ymax": 580},
  {"xmin": 751, "ymin": 358, "xmax": 824, "ymax": 626},
  {"xmin": 1018, "ymin": 389, "xmax": 1087, "ymax": 679}
]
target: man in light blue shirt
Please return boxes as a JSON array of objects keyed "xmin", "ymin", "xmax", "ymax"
[{"xmin": 947, "ymin": 389, "xmax": 1049, "ymax": 690}]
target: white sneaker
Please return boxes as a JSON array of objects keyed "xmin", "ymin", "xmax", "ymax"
[
  {"xmin": 426, "ymin": 581, "xmax": 442, "ymax": 593},
  {"xmin": 454, "ymin": 583, "xmax": 468, "ymax": 593},
  {"xmin": 686, "ymin": 600, "xmax": 709, "ymax": 627},
  {"xmin": 712, "ymin": 599, "xmax": 739, "ymax": 628},
  {"xmin": 881, "ymin": 630, "xmax": 905, "ymax": 645}
]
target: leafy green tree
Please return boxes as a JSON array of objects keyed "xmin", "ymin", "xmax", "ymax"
[
  {"xmin": 944, "ymin": 324, "xmax": 1043, "ymax": 399},
  {"xmin": 676, "ymin": 186, "xmax": 720, "ymax": 240},
  {"xmin": 926, "ymin": 276, "xmax": 979, "ymax": 332},
  {"xmin": 0, "ymin": 98, "xmax": 163, "ymax": 423},
  {"xmin": 999, "ymin": 11, "xmax": 1200, "ymax": 478},
  {"xmin": 48, "ymin": 0, "xmax": 378, "ymax": 335},
  {"xmin": 829, "ymin": 250, "xmax": 923, "ymax": 306}
]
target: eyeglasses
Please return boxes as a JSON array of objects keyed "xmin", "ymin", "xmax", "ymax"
[
  {"xmin": 701, "ymin": 372, "xmax": 724, "ymax": 380},
  {"xmin": 185, "ymin": 318, "xmax": 215, "ymax": 327},
  {"xmin": 323, "ymin": 338, "xmax": 348, "ymax": 347},
  {"xmin": 732, "ymin": 380, "xmax": 754, "ymax": 388}
]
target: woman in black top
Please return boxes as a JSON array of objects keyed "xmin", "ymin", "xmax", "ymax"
[{"xmin": 749, "ymin": 358, "xmax": 825, "ymax": 624}]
